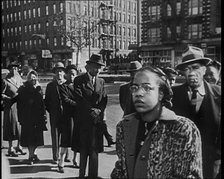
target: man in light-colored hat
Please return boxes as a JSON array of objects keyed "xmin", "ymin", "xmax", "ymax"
[
  {"xmin": 72, "ymin": 54, "xmax": 108, "ymax": 178},
  {"xmin": 45, "ymin": 62, "xmax": 69, "ymax": 164},
  {"xmin": 171, "ymin": 46, "xmax": 221, "ymax": 179},
  {"xmin": 119, "ymin": 60, "xmax": 142, "ymax": 116}
]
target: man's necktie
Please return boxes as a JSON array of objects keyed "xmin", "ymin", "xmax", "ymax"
[{"xmin": 191, "ymin": 89, "xmax": 198, "ymax": 113}]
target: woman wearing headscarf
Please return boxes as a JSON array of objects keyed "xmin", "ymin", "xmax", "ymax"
[
  {"xmin": 14, "ymin": 70, "xmax": 47, "ymax": 165},
  {"xmin": 111, "ymin": 66, "xmax": 203, "ymax": 179}
]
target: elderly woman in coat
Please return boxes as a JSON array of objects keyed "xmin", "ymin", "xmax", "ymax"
[
  {"xmin": 111, "ymin": 66, "xmax": 203, "ymax": 179},
  {"xmin": 13, "ymin": 70, "xmax": 47, "ymax": 165},
  {"xmin": 1, "ymin": 62, "xmax": 26, "ymax": 157}
]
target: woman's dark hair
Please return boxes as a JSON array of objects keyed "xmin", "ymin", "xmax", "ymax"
[{"xmin": 134, "ymin": 66, "xmax": 173, "ymax": 108}]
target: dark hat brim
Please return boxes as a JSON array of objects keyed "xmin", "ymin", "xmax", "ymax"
[
  {"xmin": 176, "ymin": 57, "xmax": 212, "ymax": 70},
  {"xmin": 86, "ymin": 60, "xmax": 105, "ymax": 66},
  {"xmin": 7, "ymin": 64, "xmax": 20, "ymax": 69},
  {"xmin": 52, "ymin": 66, "xmax": 65, "ymax": 73}
]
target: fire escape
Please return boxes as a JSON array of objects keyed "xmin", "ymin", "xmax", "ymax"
[{"xmin": 98, "ymin": 2, "xmax": 115, "ymax": 66}]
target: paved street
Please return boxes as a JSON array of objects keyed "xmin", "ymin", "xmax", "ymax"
[{"xmin": 1, "ymin": 82, "xmax": 124, "ymax": 179}]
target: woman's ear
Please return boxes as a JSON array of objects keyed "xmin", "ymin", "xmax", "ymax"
[{"xmin": 159, "ymin": 90, "xmax": 164, "ymax": 102}]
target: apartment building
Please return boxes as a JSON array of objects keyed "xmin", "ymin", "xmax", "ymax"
[
  {"xmin": 139, "ymin": 0, "xmax": 221, "ymax": 68},
  {"xmin": 1, "ymin": 0, "xmax": 138, "ymax": 71}
]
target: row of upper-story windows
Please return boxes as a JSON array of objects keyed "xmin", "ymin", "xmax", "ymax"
[
  {"xmin": 112, "ymin": 0, "xmax": 137, "ymax": 12},
  {"xmin": 145, "ymin": 23, "xmax": 202, "ymax": 43},
  {"xmin": 2, "ymin": 3, "xmax": 64, "ymax": 22},
  {"xmin": 2, "ymin": 0, "xmax": 36, "ymax": 9},
  {"xmin": 146, "ymin": 0, "xmax": 203, "ymax": 22}
]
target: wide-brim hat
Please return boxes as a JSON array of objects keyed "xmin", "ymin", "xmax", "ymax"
[
  {"xmin": 176, "ymin": 46, "xmax": 212, "ymax": 70},
  {"xmin": 127, "ymin": 61, "xmax": 142, "ymax": 72},
  {"xmin": 86, "ymin": 54, "xmax": 105, "ymax": 66},
  {"xmin": 52, "ymin": 62, "xmax": 65, "ymax": 73},
  {"xmin": 7, "ymin": 61, "xmax": 20, "ymax": 69}
]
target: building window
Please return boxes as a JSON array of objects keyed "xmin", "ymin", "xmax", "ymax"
[
  {"xmin": 188, "ymin": 24, "xmax": 202, "ymax": 39},
  {"xmin": 167, "ymin": 4, "xmax": 171, "ymax": 16},
  {"xmin": 14, "ymin": 12, "xmax": 17, "ymax": 21},
  {"xmin": 2, "ymin": 15, "xmax": 4, "ymax": 23},
  {"xmin": 133, "ymin": 28, "xmax": 136, "ymax": 38},
  {"xmin": 29, "ymin": 24, "xmax": 31, "ymax": 33},
  {"xmin": 14, "ymin": 27, "xmax": 17, "ymax": 35},
  {"xmin": 6, "ymin": 14, "xmax": 9, "ymax": 22},
  {"xmin": 123, "ymin": 14, "xmax": 125, "ymax": 22},
  {"xmin": 176, "ymin": 26, "xmax": 181, "ymax": 38},
  {"xmin": 176, "ymin": 2, "xmax": 181, "ymax": 15},
  {"xmin": 60, "ymin": 2, "xmax": 63, "ymax": 12},
  {"xmin": 11, "ymin": 28, "xmax": 13, "ymax": 36},
  {"xmin": 28, "ymin": 9, "xmax": 31, "ymax": 18},
  {"xmin": 24, "ymin": 10, "xmax": 27, "ymax": 20},
  {"xmin": 128, "ymin": 28, "xmax": 131, "ymax": 36},
  {"xmin": 46, "ymin": 21, "xmax": 49, "ymax": 30},
  {"xmin": 133, "ymin": 15, "xmax": 136, "ymax": 24},
  {"xmin": 54, "ymin": 37, "xmax": 57, "ymax": 46},
  {"xmin": 119, "ymin": 26, "xmax": 122, "ymax": 35},
  {"xmin": 61, "ymin": 37, "xmax": 64, "ymax": 46},
  {"xmin": 46, "ymin": 38, "xmax": 49, "ymax": 47},
  {"xmin": 128, "ymin": 1, "xmax": 131, "ymax": 11},
  {"xmin": 188, "ymin": 0, "xmax": 203, "ymax": 15},
  {"xmin": 38, "ymin": 7, "xmax": 40, "ymax": 17},
  {"xmin": 18, "ymin": 12, "xmax": 21, "ymax": 20},
  {"xmin": 10, "ymin": 13, "xmax": 13, "ymax": 22},
  {"xmin": 24, "ymin": 25, "xmax": 27, "ymax": 33},
  {"xmin": 33, "ymin": 8, "xmax": 36, "ymax": 18},
  {"xmin": 34, "ymin": 39, "xmax": 37, "ymax": 46},
  {"xmin": 29, "ymin": 40, "xmax": 32, "ymax": 48},
  {"xmin": 33, "ymin": 24, "xmax": 36, "ymax": 32},
  {"xmin": 24, "ymin": 0, "xmax": 26, "ymax": 5},
  {"xmin": 46, "ymin": 5, "xmax": 49, "ymax": 15},
  {"xmin": 18, "ymin": 0, "xmax": 20, "ymax": 6},
  {"xmin": 128, "ymin": 14, "xmax": 131, "ymax": 23},
  {"xmin": 149, "ymin": 5, "xmax": 160, "ymax": 21},
  {"xmin": 38, "ymin": 23, "xmax": 41, "ymax": 31},
  {"xmin": 148, "ymin": 28, "xmax": 160, "ymax": 43},
  {"xmin": 67, "ymin": 2, "xmax": 72, "ymax": 13},
  {"xmin": 38, "ymin": 39, "xmax": 41, "ymax": 46},
  {"xmin": 167, "ymin": 27, "xmax": 171, "ymax": 38},
  {"xmin": 25, "ymin": 40, "xmax": 28, "ymax": 49},
  {"xmin": 19, "ymin": 26, "xmax": 21, "ymax": 35},
  {"xmin": 123, "ymin": 27, "xmax": 125, "ymax": 36},
  {"xmin": 53, "ymin": 4, "xmax": 56, "ymax": 14}
]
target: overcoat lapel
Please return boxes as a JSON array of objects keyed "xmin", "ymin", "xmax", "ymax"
[
  {"xmin": 85, "ymin": 73, "xmax": 94, "ymax": 91},
  {"xmin": 123, "ymin": 114, "xmax": 140, "ymax": 178}
]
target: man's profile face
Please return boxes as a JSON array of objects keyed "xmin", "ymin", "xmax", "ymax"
[{"xmin": 181, "ymin": 62, "xmax": 206, "ymax": 88}]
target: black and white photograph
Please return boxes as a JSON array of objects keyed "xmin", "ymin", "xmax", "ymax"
[{"xmin": 1, "ymin": 0, "xmax": 221, "ymax": 179}]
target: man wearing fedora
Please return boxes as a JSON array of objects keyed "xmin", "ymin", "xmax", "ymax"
[
  {"xmin": 72, "ymin": 54, "xmax": 107, "ymax": 178},
  {"xmin": 45, "ymin": 62, "xmax": 69, "ymax": 164},
  {"xmin": 119, "ymin": 60, "xmax": 142, "ymax": 116},
  {"xmin": 171, "ymin": 46, "xmax": 221, "ymax": 179}
]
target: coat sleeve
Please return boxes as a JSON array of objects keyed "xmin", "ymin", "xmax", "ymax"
[
  {"xmin": 97, "ymin": 79, "xmax": 107, "ymax": 113},
  {"xmin": 111, "ymin": 121, "xmax": 128, "ymax": 179},
  {"xmin": 59, "ymin": 84, "xmax": 77, "ymax": 107},
  {"xmin": 173, "ymin": 118, "xmax": 203, "ymax": 179},
  {"xmin": 44, "ymin": 82, "xmax": 51, "ymax": 112}
]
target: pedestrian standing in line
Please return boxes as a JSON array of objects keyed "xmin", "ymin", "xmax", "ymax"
[
  {"xmin": 1, "ymin": 62, "xmax": 26, "ymax": 157},
  {"xmin": 119, "ymin": 61, "xmax": 142, "ymax": 116},
  {"xmin": 45, "ymin": 62, "xmax": 68, "ymax": 164},
  {"xmin": 204, "ymin": 59, "xmax": 221, "ymax": 85},
  {"xmin": 162, "ymin": 67, "xmax": 178, "ymax": 86},
  {"xmin": 73, "ymin": 54, "xmax": 107, "ymax": 179},
  {"xmin": 171, "ymin": 46, "xmax": 221, "ymax": 179},
  {"xmin": 111, "ymin": 66, "xmax": 203, "ymax": 179},
  {"xmin": 14, "ymin": 70, "xmax": 47, "ymax": 165},
  {"xmin": 57, "ymin": 64, "xmax": 79, "ymax": 173}
]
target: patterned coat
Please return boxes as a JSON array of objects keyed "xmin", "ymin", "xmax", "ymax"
[
  {"xmin": 111, "ymin": 107, "xmax": 203, "ymax": 179},
  {"xmin": 2, "ymin": 76, "xmax": 23, "ymax": 141}
]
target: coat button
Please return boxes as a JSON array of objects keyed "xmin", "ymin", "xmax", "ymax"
[{"xmin": 140, "ymin": 155, "xmax": 146, "ymax": 160}]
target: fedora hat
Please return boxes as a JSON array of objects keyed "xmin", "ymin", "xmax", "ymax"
[
  {"xmin": 52, "ymin": 62, "xmax": 65, "ymax": 73},
  {"xmin": 176, "ymin": 46, "xmax": 212, "ymax": 70},
  {"xmin": 65, "ymin": 64, "xmax": 78, "ymax": 73},
  {"xmin": 86, "ymin": 54, "xmax": 105, "ymax": 66},
  {"xmin": 127, "ymin": 61, "xmax": 142, "ymax": 72},
  {"xmin": 7, "ymin": 61, "xmax": 20, "ymax": 69}
]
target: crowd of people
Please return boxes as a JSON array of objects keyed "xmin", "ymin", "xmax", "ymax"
[{"xmin": 1, "ymin": 45, "xmax": 221, "ymax": 179}]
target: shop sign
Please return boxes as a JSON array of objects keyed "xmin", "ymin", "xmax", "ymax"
[{"xmin": 42, "ymin": 50, "xmax": 52, "ymax": 58}]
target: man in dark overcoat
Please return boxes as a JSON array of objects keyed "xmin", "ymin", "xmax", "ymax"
[
  {"xmin": 171, "ymin": 46, "xmax": 221, "ymax": 179},
  {"xmin": 45, "ymin": 62, "xmax": 67, "ymax": 164},
  {"xmin": 119, "ymin": 60, "xmax": 142, "ymax": 116},
  {"xmin": 73, "ymin": 54, "xmax": 107, "ymax": 179}
]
